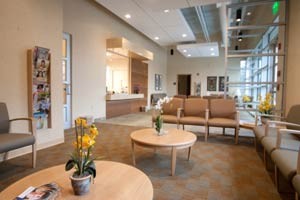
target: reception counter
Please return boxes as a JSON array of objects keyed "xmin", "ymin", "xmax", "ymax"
[{"xmin": 106, "ymin": 94, "xmax": 146, "ymax": 118}]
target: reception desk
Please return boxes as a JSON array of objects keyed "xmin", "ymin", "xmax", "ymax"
[{"xmin": 106, "ymin": 94, "xmax": 146, "ymax": 118}]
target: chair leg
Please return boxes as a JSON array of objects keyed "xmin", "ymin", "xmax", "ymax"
[
  {"xmin": 182, "ymin": 124, "xmax": 185, "ymax": 130},
  {"xmin": 32, "ymin": 143, "xmax": 37, "ymax": 168},
  {"xmin": 275, "ymin": 165, "xmax": 279, "ymax": 192},
  {"xmin": 204, "ymin": 125, "xmax": 208, "ymax": 142},
  {"xmin": 223, "ymin": 127, "xmax": 225, "ymax": 135},
  {"xmin": 235, "ymin": 128, "xmax": 239, "ymax": 144},
  {"xmin": 296, "ymin": 192, "xmax": 299, "ymax": 200},
  {"xmin": 4, "ymin": 152, "xmax": 9, "ymax": 161}
]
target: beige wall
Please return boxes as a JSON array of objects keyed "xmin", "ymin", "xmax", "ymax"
[
  {"xmin": 63, "ymin": 0, "xmax": 167, "ymax": 120},
  {"xmin": 285, "ymin": 0, "xmax": 300, "ymax": 113},
  {"xmin": 167, "ymin": 48, "xmax": 240, "ymax": 97},
  {"xmin": 0, "ymin": 0, "xmax": 64, "ymax": 159}
]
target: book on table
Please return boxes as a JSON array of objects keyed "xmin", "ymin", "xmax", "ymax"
[{"xmin": 14, "ymin": 182, "xmax": 60, "ymax": 200}]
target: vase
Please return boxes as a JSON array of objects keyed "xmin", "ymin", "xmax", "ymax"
[
  {"xmin": 261, "ymin": 116, "xmax": 271, "ymax": 125},
  {"xmin": 70, "ymin": 174, "xmax": 91, "ymax": 195}
]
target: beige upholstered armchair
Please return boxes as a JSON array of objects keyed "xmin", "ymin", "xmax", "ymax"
[
  {"xmin": 207, "ymin": 99, "xmax": 240, "ymax": 144},
  {"xmin": 152, "ymin": 97, "xmax": 184, "ymax": 129},
  {"xmin": 0, "ymin": 102, "xmax": 36, "ymax": 168},
  {"xmin": 179, "ymin": 98, "xmax": 209, "ymax": 142}
]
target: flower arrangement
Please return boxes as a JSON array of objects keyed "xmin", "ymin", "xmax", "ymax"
[
  {"xmin": 154, "ymin": 96, "xmax": 172, "ymax": 134},
  {"xmin": 258, "ymin": 93, "xmax": 273, "ymax": 114},
  {"xmin": 242, "ymin": 95, "xmax": 251, "ymax": 103},
  {"xmin": 65, "ymin": 118, "xmax": 99, "ymax": 179}
]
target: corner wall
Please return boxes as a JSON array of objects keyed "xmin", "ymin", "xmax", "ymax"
[
  {"xmin": 63, "ymin": 0, "xmax": 167, "ymax": 120},
  {"xmin": 285, "ymin": 0, "xmax": 300, "ymax": 112},
  {"xmin": 0, "ymin": 0, "xmax": 64, "ymax": 158}
]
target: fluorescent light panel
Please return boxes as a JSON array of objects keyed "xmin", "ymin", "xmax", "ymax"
[{"xmin": 177, "ymin": 42, "xmax": 219, "ymax": 58}]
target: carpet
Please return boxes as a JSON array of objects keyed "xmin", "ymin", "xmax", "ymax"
[{"xmin": 0, "ymin": 123, "xmax": 284, "ymax": 199}]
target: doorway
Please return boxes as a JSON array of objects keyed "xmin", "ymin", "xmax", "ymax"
[
  {"xmin": 177, "ymin": 74, "xmax": 191, "ymax": 96},
  {"xmin": 62, "ymin": 33, "xmax": 72, "ymax": 129}
]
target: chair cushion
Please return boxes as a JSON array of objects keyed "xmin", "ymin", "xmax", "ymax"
[
  {"xmin": 292, "ymin": 175, "xmax": 300, "ymax": 194},
  {"xmin": 262, "ymin": 136, "xmax": 300, "ymax": 154},
  {"xmin": 210, "ymin": 99, "xmax": 236, "ymax": 119},
  {"xmin": 184, "ymin": 99, "xmax": 208, "ymax": 118},
  {"xmin": 0, "ymin": 133, "xmax": 35, "ymax": 153},
  {"xmin": 179, "ymin": 116, "xmax": 206, "ymax": 126},
  {"xmin": 286, "ymin": 105, "xmax": 300, "ymax": 130},
  {"xmin": 253, "ymin": 126, "xmax": 277, "ymax": 142},
  {"xmin": 162, "ymin": 98, "xmax": 184, "ymax": 116},
  {"xmin": 161, "ymin": 115, "xmax": 178, "ymax": 124},
  {"xmin": 208, "ymin": 118, "xmax": 238, "ymax": 128},
  {"xmin": 271, "ymin": 149, "xmax": 298, "ymax": 181}
]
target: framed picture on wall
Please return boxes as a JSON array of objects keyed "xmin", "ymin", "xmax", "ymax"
[
  {"xmin": 155, "ymin": 74, "xmax": 162, "ymax": 91},
  {"xmin": 207, "ymin": 76, "xmax": 217, "ymax": 91},
  {"xmin": 218, "ymin": 76, "xmax": 229, "ymax": 92}
]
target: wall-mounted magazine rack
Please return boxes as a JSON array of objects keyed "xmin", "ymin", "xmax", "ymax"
[{"xmin": 27, "ymin": 47, "xmax": 51, "ymax": 129}]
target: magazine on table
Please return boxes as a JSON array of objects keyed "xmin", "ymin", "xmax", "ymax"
[{"xmin": 14, "ymin": 182, "xmax": 60, "ymax": 200}]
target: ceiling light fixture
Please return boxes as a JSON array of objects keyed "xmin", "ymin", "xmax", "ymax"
[
  {"xmin": 211, "ymin": 52, "xmax": 215, "ymax": 56},
  {"xmin": 210, "ymin": 48, "xmax": 214, "ymax": 51},
  {"xmin": 154, "ymin": 37, "xmax": 159, "ymax": 40},
  {"xmin": 164, "ymin": 9, "xmax": 169, "ymax": 13},
  {"xmin": 125, "ymin": 14, "xmax": 131, "ymax": 19},
  {"xmin": 183, "ymin": 49, "xmax": 187, "ymax": 53},
  {"xmin": 182, "ymin": 34, "xmax": 187, "ymax": 38},
  {"xmin": 238, "ymin": 31, "xmax": 243, "ymax": 42},
  {"xmin": 247, "ymin": 12, "xmax": 251, "ymax": 16},
  {"xmin": 236, "ymin": 8, "xmax": 242, "ymax": 22},
  {"xmin": 106, "ymin": 52, "xmax": 112, "ymax": 56},
  {"xmin": 187, "ymin": 54, "xmax": 191, "ymax": 57}
]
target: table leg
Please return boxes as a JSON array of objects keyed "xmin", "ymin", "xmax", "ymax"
[
  {"xmin": 187, "ymin": 147, "xmax": 192, "ymax": 161},
  {"xmin": 131, "ymin": 140, "xmax": 136, "ymax": 166},
  {"xmin": 171, "ymin": 147, "xmax": 177, "ymax": 176}
]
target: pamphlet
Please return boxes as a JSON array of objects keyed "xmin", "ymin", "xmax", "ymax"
[{"xmin": 14, "ymin": 182, "xmax": 60, "ymax": 200}]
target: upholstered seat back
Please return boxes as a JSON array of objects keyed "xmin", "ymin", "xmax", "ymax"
[
  {"xmin": 210, "ymin": 99, "xmax": 236, "ymax": 119},
  {"xmin": 286, "ymin": 104, "xmax": 300, "ymax": 130},
  {"xmin": 0, "ymin": 103, "xmax": 9, "ymax": 134},
  {"xmin": 184, "ymin": 98, "xmax": 208, "ymax": 117},
  {"xmin": 162, "ymin": 98, "xmax": 184, "ymax": 116}
]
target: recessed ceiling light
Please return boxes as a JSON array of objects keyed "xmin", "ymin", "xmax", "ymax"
[
  {"xmin": 211, "ymin": 52, "xmax": 215, "ymax": 56},
  {"xmin": 187, "ymin": 54, "xmax": 191, "ymax": 57},
  {"xmin": 182, "ymin": 34, "xmax": 187, "ymax": 38},
  {"xmin": 125, "ymin": 14, "xmax": 131, "ymax": 19},
  {"xmin": 247, "ymin": 12, "xmax": 251, "ymax": 16},
  {"xmin": 210, "ymin": 48, "xmax": 214, "ymax": 51},
  {"xmin": 183, "ymin": 49, "xmax": 187, "ymax": 53},
  {"xmin": 154, "ymin": 36, "xmax": 159, "ymax": 40},
  {"xmin": 164, "ymin": 9, "xmax": 169, "ymax": 13},
  {"xmin": 106, "ymin": 52, "xmax": 112, "ymax": 56}
]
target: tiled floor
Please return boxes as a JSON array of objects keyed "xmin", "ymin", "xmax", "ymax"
[{"xmin": 0, "ymin": 120, "xmax": 288, "ymax": 199}]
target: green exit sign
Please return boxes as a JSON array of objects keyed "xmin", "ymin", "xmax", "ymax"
[{"xmin": 272, "ymin": 1, "xmax": 279, "ymax": 15}]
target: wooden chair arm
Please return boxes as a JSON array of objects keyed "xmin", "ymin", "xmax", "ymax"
[
  {"xmin": 9, "ymin": 117, "xmax": 36, "ymax": 136},
  {"xmin": 177, "ymin": 108, "xmax": 183, "ymax": 119},
  {"xmin": 205, "ymin": 109, "xmax": 209, "ymax": 121}
]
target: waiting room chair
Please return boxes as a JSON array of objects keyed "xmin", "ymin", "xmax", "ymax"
[
  {"xmin": 179, "ymin": 98, "xmax": 209, "ymax": 141},
  {"xmin": 0, "ymin": 102, "xmax": 36, "ymax": 168},
  {"xmin": 207, "ymin": 99, "xmax": 240, "ymax": 144},
  {"xmin": 152, "ymin": 97, "xmax": 184, "ymax": 128}
]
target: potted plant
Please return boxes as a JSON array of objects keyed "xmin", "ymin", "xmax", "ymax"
[
  {"xmin": 154, "ymin": 96, "xmax": 172, "ymax": 135},
  {"xmin": 65, "ymin": 118, "xmax": 99, "ymax": 195},
  {"xmin": 258, "ymin": 93, "xmax": 274, "ymax": 124}
]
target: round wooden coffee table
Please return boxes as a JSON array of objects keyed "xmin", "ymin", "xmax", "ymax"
[
  {"xmin": 0, "ymin": 161, "xmax": 153, "ymax": 200},
  {"xmin": 130, "ymin": 128, "xmax": 197, "ymax": 176}
]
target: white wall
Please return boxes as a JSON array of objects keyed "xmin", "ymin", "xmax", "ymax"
[
  {"xmin": 167, "ymin": 47, "xmax": 240, "ymax": 97},
  {"xmin": 0, "ymin": 0, "xmax": 64, "ymax": 159},
  {"xmin": 285, "ymin": 0, "xmax": 300, "ymax": 113},
  {"xmin": 63, "ymin": 0, "xmax": 168, "ymax": 120}
]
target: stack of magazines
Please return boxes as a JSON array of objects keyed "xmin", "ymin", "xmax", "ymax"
[{"xmin": 15, "ymin": 182, "xmax": 60, "ymax": 200}]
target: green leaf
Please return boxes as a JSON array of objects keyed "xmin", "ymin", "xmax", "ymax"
[
  {"xmin": 86, "ymin": 166, "xmax": 96, "ymax": 178},
  {"xmin": 65, "ymin": 159, "xmax": 75, "ymax": 171}
]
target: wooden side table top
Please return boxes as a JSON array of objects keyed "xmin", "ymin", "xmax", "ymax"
[
  {"xmin": 130, "ymin": 128, "xmax": 197, "ymax": 147},
  {"xmin": 0, "ymin": 161, "xmax": 153, "ymax": 200}
]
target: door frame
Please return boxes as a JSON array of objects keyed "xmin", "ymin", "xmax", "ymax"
[
  {"xmin": 63, "ymin": 32, "xmax": 72, "ymax": 129},
  {"xmin": 177, "ymin": 74, "xmax": 192, "ymax": 95}
]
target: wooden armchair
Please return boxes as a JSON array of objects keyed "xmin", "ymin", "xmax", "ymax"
[
  {"xmin": 152, "ymin": 98, "xmax": 184, "ymax": 129},
  {"xmin": 207, "ymin": 99, "xmax": 240, "ymax": 144},
  {"xmin": 0, "ymin": 102, "xmax": 36, "ymax": 168},
  {"xmin": 179, "ymin": 98, "xmax": 209, "ymax": 141}
]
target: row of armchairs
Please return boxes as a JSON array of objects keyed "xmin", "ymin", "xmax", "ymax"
[
  {"xmin": 253, "ymin": 105, "xmax": 300, "ymax": 198},
  {"xmin": 152, "ymin": 97, "xmax": 240, "ymax": 143}
]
